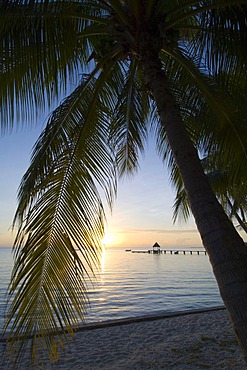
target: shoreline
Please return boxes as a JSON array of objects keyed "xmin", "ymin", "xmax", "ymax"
[
  {"xmin": 1, "ymin": 306, "xmax": 246, "ymax": 369},
  {"xmin": 76, "ymin": 305, "xmax": 226, "ymax": 331},
  {"xmin": 0, "ymin": 305, "xmax": 226, "ymax": 342}
]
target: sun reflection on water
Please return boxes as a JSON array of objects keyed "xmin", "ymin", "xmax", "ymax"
[{"xmin": 100, "ymin": 247, "xmax": 106, "ymax": 273}]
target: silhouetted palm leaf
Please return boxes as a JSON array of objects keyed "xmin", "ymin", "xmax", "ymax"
[{"xmin": 1, "ymin": 0, "xmax": 247, "ymax": 367}]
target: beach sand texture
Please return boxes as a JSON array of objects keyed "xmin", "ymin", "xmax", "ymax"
[{"xmin": 1, "ymin": 307, "xmax": 246, "ymax": 369}]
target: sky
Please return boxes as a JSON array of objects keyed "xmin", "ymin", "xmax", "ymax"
[
  {"xmin": 0, "ymin": 117, "xmax": 205, "ymax": 249},
  {"xmin": 0, "ymin": 120, "xmax": 245, "ymax": 250}
]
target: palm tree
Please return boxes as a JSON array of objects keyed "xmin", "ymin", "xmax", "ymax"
[
  {"xmin": 172, "ymin": 153, "xmax": 247, "ymax": 233},
  {"xmin": 1, "ymin": 0, "xmax": 247, "ymax": 367}
]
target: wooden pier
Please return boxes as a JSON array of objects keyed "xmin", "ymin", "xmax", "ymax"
[{"xmin": 129, "ymin": 249, "xmax": 207, "ymax": 255}]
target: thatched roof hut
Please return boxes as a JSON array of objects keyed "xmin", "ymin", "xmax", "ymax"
[{"xmin": 152, "ymin": 242, "xmax": 161, "ymax": 253}]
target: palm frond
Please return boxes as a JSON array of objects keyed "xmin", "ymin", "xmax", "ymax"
[
  {"xmin": 172, "ymin": 187, "xmax": 191, "ymax": 223},
  {"xmin": 165, "ymin": 1, "xmax": 247, "ymax": 31},
  {"xmin": 1, "ymin": 0, "xmax": 247, "ymax": 367},
  {"xmin": 109, "ymin": 60, "xmax": 150, "ymax": 177},
  {"xmin": 162, "ymin": 47, "xmax": 234, "ymax": 125},
  {"xmin": 171, "ymin": 152, "xmax": 247, "ymax": 226},
  {"xmin": 195, "ymin": 4, "xmax": 247, "ymax": 74},
  {"xmin": 0, "ymin": 0, "xmax": 109, "ymax": 132},
  {"xmin": 107, "ymin": 0, "xmax": 129, "ymax": 24},
  {"xmin": 3, "ymin": 69, "xmax": 117, "ymax": 367},
  {"xmin": 159, "ymin": 43, "xmax": 247, "ymax": 177}
]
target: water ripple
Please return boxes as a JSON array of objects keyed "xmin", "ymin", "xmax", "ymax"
[{"xmin": 0, "ymin": 248, "xmax": 223, "ymax": 329}]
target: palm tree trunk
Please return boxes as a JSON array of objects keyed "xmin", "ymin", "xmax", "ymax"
[{"xmin": 140, "ymin": 50, "xmax": 247, "ymax": 362}]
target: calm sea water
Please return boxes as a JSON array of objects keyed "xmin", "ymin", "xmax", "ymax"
[{"xmin": 0, "ymin": 247, "xmax": 223, "ymax": 330}]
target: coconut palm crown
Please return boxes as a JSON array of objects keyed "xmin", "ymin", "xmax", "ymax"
[{"xmin": 1, "ymin": 0, "xmax": 247, "ymax": 368}]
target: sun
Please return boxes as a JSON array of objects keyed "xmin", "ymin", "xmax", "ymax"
[{"xmin": 101, "ymin": 231, "xmax": 116, "ymax": 246}]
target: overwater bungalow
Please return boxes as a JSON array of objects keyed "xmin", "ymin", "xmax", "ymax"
[{"xmin": 152, "ymin": 242, "xmax": 161, "ymax": 254}]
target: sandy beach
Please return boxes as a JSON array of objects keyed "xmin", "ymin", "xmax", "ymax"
[{"xmin": 1, "ymin": 306, "xmax": 246, "ymax": 369}]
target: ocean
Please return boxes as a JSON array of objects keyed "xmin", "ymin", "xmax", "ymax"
[{"xmin": 0, "ymin": 247, "xmax": 222, "ymax": 331}]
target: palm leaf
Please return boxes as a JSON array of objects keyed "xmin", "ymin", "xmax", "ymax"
[
  {"xmin": 173, "ymin": 187, "xmax": 191, "ymax": 223},
  {"xmin": 1, "ymin": 0, "xmax": 247, "ymax": 367},
  {"xmin": 0, "ymin": 0, "xmax": 109, "ymax": 132},
  {"xmin": 109, "ymin": 60, "xmax": 150, "ymax": 176},
  {"xmin": 3, "ymin": 69, "xmax": 118, "ymax": 367}
]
